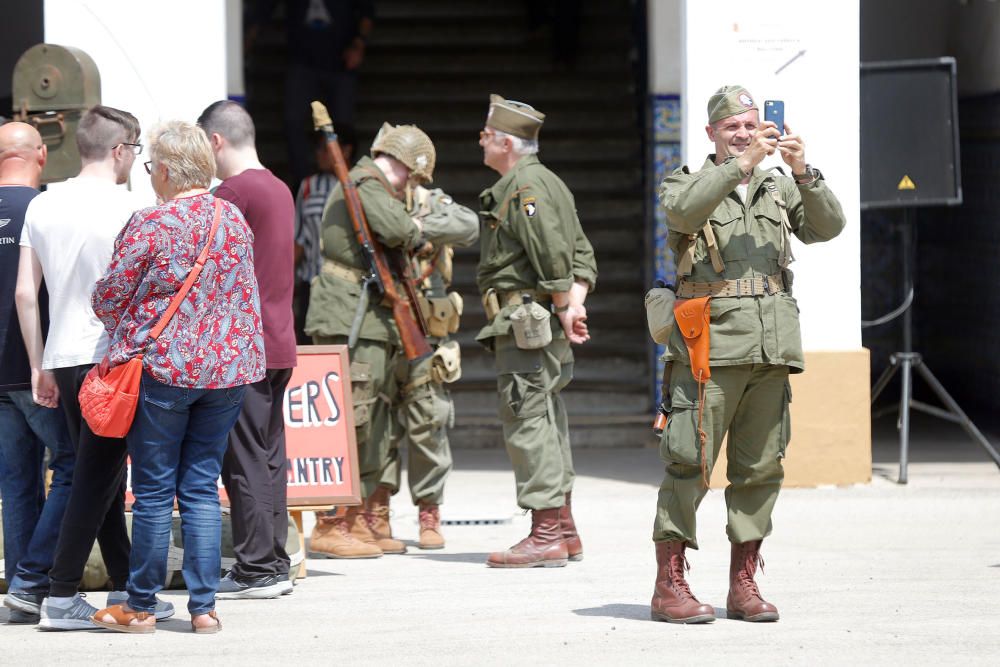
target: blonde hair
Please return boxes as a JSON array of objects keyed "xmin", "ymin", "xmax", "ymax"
[{"xmin": 148, "ymin": 120, "xmax": 215, "ymax": 191}]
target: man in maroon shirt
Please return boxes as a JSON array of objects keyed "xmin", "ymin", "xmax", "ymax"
[{"xmin": 198, "ymin": 101, "xmax": 297, "ymax": 599}]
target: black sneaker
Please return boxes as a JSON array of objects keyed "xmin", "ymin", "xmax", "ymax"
[
  {"xmin": 3, "ymin": 591, "xmax": 44, "ymax": 615},
  {"xmin": 215, "ymin": 571, "xmax": 283, "ymax": 600},
  {"xmin": 277, "ymin": 572, "xmax": 293, "ymax": 596}
]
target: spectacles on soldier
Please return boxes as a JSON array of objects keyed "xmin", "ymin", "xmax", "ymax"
[
  {"xmin": 115, "ymin": 142, "xmax": 143, "ymax": 156},
  {"xmin": 479, "ymin": 129, "xmax": 497, "ymax": 142},
  {"xmin": 143, "ymin": 160, "xmax": 153, "ymax": 175}
]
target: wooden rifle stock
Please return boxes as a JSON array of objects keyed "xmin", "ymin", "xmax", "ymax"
[{"xmin": 311, "ymin": 101, "xmax": 431, "ymax": 361}]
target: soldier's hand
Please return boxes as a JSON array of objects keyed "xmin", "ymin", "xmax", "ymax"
[
  {"xmin": 777, "ymin": 123, "xmax": 807, "ymax": 174},
  {"xmin": 736, "ymin": 121, "xmax": 780, "ymax": 174},
  {"xmin": 558, "ymin": 305, "xmax": 590, "ymax": 344}
]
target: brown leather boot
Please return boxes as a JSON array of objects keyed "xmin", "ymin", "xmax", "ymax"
[
  {"xmin": 364, "ymin": 485, "xmax": 407, "ymax": 554},
  {"xmin": 486, "ymin": 508, "xmax": 568, "ymax": 568},
  {"xmin": 417, "ymin": 503, "xmax": 445, "ymax": 550},
  {"xmin": 650, "ymin": 541, "xmax": 716, "ymax": 624},
  {"xmin": 727, "ymin": 540, "xmax": 779, "ymax": 622},
  {"xmin": 560, "ymin": 491, "xmax": 583, "ymax": 561},
  {"xmin": 309, "ymin": 510, "xmax": 383, "ymax": 559}
]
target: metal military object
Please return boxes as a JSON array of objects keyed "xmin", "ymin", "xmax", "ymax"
[
  {"xmin": 509, "ymin": 295, "xmax": 552, "ymax": 350},
  {"xmin": 12, "ymin": 43, "xmax": 101, "ymax": 184},
  {"xmin": 370, "ymin": 122, "xmax": 436, "ymax": 183}
]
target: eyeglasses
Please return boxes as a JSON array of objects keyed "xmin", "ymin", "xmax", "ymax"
[
  {"xmin": 479, "ymin": 129, "xmax": 497, "ymax": 142},
  {"xmin": 143, "ymin": 160, "xmax": 153, "ymax": 175},
  {"xmin": 116, "ymin": 142, "xmax": 143, "ymax": 156}
]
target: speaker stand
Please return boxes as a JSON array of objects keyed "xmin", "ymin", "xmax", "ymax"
[{"xmin": 869, "ymin": 215, "xmax": 1000, "ymax": 484}]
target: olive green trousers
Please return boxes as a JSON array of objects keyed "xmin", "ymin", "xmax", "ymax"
[
  {"xmin": 493, "ymin": 333, "xmax": 575, "ymax": 510},
  {"xmin": 653, "ymin": 363, "xmax": 791, "ymax": 549},
  {"xmin": 313, "ymin": 335, "xmax": 399, "ymax": 499},
  {"xmin": 379, "ymin": 351, "xmax": 454, "ymax": 505}
]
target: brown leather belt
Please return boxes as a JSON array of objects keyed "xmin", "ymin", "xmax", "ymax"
[{"xmin": 676, "ymin": 273, "xmax": 784, "ymax": 298}]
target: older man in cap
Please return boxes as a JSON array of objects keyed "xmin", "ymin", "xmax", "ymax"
[
  {"xmin": 477, "ymin": 95, "xmax": 598, "ymax": 568},
  {"xmin": 649, "ymin": 85, "xmax": 845, "ymax": 623}
]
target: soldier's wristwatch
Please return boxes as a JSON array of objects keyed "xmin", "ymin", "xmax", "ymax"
[{"xmin": 792, "ymin": 165, "xmax": 819, "ymax": 185}]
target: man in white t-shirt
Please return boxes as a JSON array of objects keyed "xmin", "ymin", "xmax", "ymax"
[{"xmin": 4, "ymin": 105, "xmax": 173, "ymax": 630}]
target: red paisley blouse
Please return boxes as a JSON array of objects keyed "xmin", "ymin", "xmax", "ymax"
[{"xmin": 92, "ymin": 193, "xmax": 266, "ymax": 389}]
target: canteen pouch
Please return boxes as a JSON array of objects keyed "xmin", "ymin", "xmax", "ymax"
[
  {"xmin": 482, "ymin": 288, "xmax": 501, "ymax": 321},
  {"xmin": 510, "ymin": 300, "xmax": 553, "ymax": 350},
  {"xmin": 430, "ymin": 340, "xmax": 462, "ymax": 384},
  {"xmin": 645, "ymin": 287, "xmax": 677, "ymax": 344},
  {"xmin": 674, "ymin": 296, "xmax": 711, "ymax": 382}
]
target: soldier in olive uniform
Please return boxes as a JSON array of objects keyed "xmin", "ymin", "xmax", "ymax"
[
  {"xmin": 650, "ymin": 86, "xmax": 845, "ymax": 623},
  {"xmin": 305, "ymin": 124, "xmax": 439, "ymax": 558},
  {"xmin": 477, "ymin": 95, "xmax": 598, "ymax": 568},
  {"xmin": 377, "ymin": 180, "xmax": 479, "ymax": 550}
]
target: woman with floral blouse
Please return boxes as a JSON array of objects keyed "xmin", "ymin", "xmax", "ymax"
[{"xmin": 90, "ymin": 120, "xmax": 265, "ymax": 634}]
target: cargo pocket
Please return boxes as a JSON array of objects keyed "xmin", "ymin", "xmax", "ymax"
[
  {"xmin": 498, "ymin": 372, "xmax": 548, "ymax": 422},
  {"xmin": 350, "ymin": 361, "xmax": 375, "ymax": 427},
  {"xmin": 659, "ymin": 394, "xmax": 701, "ymax": 466},
  {"xmin": 709, "ymin": 214, "xmax": 745, "ymax": 260},
  {"xmin": 778, "ymin": 381, "xmax": 792, "ymax": 459}
]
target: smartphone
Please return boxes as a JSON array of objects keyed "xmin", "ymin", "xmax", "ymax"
[{"xmin": 763, "ymin": 100, "xmax": 785, "ymax": 136}]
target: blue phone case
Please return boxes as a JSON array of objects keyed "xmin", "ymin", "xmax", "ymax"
[{"xmin": 764, "ymin": 100, "xmax": 784, "ymax": 134}]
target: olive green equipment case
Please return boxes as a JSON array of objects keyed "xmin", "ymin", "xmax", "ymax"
[{"xmin": 12, "ymin": 43, "xmax": 101, "ymax": 184}]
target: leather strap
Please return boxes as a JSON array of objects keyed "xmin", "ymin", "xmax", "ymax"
[
  {"xmin": 764, "ymin": 180, "xmax": 795, "ymax": 269},
  {"xmin": 676, "ymin": 273, "xmax": 784, "ymax": 299},
  {"xmin": 149, "ymin": 198, "xmax": 223, "ymax": 341}
]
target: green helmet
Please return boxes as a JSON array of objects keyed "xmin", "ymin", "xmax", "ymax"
[{"xmin": 371, "ymin": 122, "xmax": 436, "ymax": 183}]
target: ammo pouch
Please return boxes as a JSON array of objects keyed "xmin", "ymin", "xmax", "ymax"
[
  {"xmin": 431, "ymin": 340, "xmax": 462, "ymax": 384},
  {"xmin": 509, "ymin": 299, "xmax": 553, "ymax": 350},
  {"xmin": 418, "ymin": 292, "xmax": 464, "ymax": 338},
  {"xmin": 674, "ymin": 296, "xmax": 711, "ymax": 382},
  {"xmin": 482, "ymin": 288, "xmax": 501, "ymax": 321},
  {"xmin": 645, "ymin": 287, "xmax": 677, "ymax": 344}
]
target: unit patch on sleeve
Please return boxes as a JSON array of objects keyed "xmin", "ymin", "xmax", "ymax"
[{"xmin": 522, "ymin": 196, "xmax": 537, "ymax": 217}]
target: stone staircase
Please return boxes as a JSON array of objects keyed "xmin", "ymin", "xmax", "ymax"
[{"xmin": 246, "ymin": 0, "xmax": 652, "ymax": 448}]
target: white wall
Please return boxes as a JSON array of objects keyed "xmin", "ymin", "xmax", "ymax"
[
  {"xmin": 682, "ymin": 0, "xmax": 862, "ymax": 351},
  {"xmin": 648, "ymin": 0, "xmax": 682, "ymax": 93},
  {"xmin": 43, "ymin": 0, "xmax": 229, "ymax": 202}
]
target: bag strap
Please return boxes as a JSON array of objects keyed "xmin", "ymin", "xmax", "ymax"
[
  {"xmin": 149, "ymin": 198, "xmax": 223, "ymax": 341},
  {"xmin": 764, "ymin": 180, "xmax": 795, "ymax": 269}
]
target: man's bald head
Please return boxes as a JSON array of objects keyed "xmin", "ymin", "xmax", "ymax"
[{"xmin": 0, "ymin": 122, "xmax": 46, "ymax": 188}]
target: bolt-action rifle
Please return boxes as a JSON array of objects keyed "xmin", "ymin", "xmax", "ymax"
[{"xmin": 311, "ymin": 101, "xmax": 431, "ymax": 361}]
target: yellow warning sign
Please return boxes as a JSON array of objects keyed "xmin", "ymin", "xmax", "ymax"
[{"xmin": 898, "ymin": 175, "xmax": 916, "ymax": 190}]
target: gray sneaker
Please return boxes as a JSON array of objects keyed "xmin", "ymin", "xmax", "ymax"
[
  {"xmin": 7, "ymin": 609, "xmax": 40, "ymax": 624},
  {"xmin": 38, "ymin": 594, "xmax": 99, "ymax": 631},
  {"xmin": 4, "ymin": 591, "xmax": 44, "ymax": 615},
  {"xmin": 105, "ymin": 591, "xmax": 175, "ymax": 620},
  {"xmin": 216, "ymin": 571, "xmax": 284, "ymax": 600}
]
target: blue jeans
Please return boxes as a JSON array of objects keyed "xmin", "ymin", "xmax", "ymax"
[
  {"xmin": 0, "ymin": 390, "xmax": 74, "ymax": 589},
  {"xmin": 126, "ymin": 374, "xmax": 246, "ymax": 615}
]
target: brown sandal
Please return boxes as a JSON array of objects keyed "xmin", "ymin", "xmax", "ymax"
[
  {"xmin": 91, "ymin": 604, "xmax": 156, "ymax": 634},
  {"xmin": 191, "ymin": 610, "xmax": 222, "ymax": 634}
]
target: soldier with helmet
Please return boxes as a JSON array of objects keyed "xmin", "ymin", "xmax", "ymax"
[
  {"xmin": 374, "ymin": 123, "xmax": 479, "ymax": 550},
  {"xmin": 477, "ymin": 94, "xmax": 598, "ymax": 568},
  {"xmin": 305, "ymin": 122, "xmax": 467, "ymax": 557}
]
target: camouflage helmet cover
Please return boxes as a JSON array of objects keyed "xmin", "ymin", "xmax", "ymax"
[{"xmin": 371, "ymin": 122, "xmax": 436, "ymax": 183}]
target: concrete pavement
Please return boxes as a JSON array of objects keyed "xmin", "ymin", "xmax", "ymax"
[{"xmin": 3, "ymin": 411, "xmax": 999, "ymax": 665}]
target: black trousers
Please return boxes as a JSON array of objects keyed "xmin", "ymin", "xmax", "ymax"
[
  {"xmin": 48, "ymin": 364, "xmax": 130, "ymax": 597},
  {"xmin": 222, "ymin": 368, "xmax": 293, "ymax": 577}
]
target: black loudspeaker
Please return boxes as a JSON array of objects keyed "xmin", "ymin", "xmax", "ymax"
[{"xmin": 860, "ymin": 58, "xmax": 962, "ymax": 209}]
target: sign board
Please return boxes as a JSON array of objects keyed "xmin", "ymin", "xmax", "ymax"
[{"xmin": 125, "ymin": 345, "xmax": 360, "ymax": 508}]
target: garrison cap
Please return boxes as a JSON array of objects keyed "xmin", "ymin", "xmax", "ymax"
[
  {"xmin": 707, "ymin": 85, "xmax": 757, "ymax": 124},
  {"xmin": 486, "ymin": 94, "xmax": 545, "ymax": 141}
]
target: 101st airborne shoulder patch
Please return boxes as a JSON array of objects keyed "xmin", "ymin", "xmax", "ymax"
[{"xmin": 522, "ymin": 196, "xmax": 537, "ymax": 218}]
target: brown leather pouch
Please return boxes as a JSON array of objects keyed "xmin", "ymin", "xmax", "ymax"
[{"xmin": 673, "ymin": 296, "xmax": 711, "ymax": 382}]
